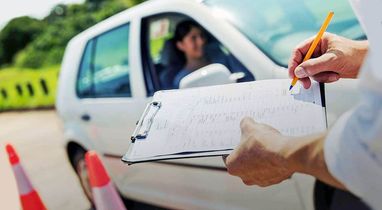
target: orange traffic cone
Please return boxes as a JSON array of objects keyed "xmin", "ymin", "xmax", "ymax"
[
  {"xmin": 85, "ymin": 151, "xmax": 127, "ymax": 210},
  {"xmin": 5, "ymin": 144, "xmax": 47, "ymax": 210}
]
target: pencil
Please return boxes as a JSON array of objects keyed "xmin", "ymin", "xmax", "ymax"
[{"xmin": 289, "ymin": 11, "xmax": 334, "ymax": 91}]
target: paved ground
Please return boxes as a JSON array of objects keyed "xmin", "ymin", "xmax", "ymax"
[{"xmin": 0, "ymin": 110, "xmax": 90, "ymax": 210}]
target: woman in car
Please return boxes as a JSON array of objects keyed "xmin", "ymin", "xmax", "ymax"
[
  {"xmin": 166, "ymin": 20, "xmax": 254, "ymax": 89},
  {"xmin": 171, "ymin": 20, "xmax": 210, "ymax": 88}
]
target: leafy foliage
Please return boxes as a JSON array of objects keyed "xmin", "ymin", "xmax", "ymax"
[
  {"xmin": 0, "ymin": 17, "xmax": 45, "ymax": 65},
  {"xmin": 1, "ymin": 0, "xmax": 146, "ymax": 69}
]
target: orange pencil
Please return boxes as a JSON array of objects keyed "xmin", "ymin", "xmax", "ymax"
[{"xmin": 289, "ymin": 11, "xmax": 334, "ymax": 90}]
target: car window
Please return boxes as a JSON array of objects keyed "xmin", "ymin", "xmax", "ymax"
[
  {"xmin": 93, "ymin": 25, "xmax": 131, "ymax": 97},
  {"xmin": 76, "ymin": 24, "xmax": 131, "ymax": 98},
  {"xmin": 141, "ymin": 14, "xmax": 255, "ymax": 93}
]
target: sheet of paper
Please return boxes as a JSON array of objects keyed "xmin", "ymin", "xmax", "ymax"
[{"xmin": 128, "ymin": 79, "xmax": 326, "ymax": 160}]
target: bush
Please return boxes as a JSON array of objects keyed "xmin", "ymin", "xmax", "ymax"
[{"xmin": 14, "ymin": 49, "xmax": 46, "ymax": 68}]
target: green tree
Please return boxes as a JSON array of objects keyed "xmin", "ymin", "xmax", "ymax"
[
  {"xmin": 0, "ymin": 17, "xmax": 45, "ymax": 65},
  {"xmin": 44, "ymin": 4, "xmax": 67, "ymax": 24},
  {"xmin": 15, "ymin": 1, "xmax": 131, "ymax": 68},
  {"xmin": 128, "ymin": 0, "xmax": 146, "ymax": 6},
  {"xmin": 9, "ymin": 0, "xmax": 146, "ymax": 68},
  {"xmin": 86, "ymin": 0, "xmax": 106, "ymax": 10}
]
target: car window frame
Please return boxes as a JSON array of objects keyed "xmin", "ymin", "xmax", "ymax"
[
  {"xmin": 140, "ymin": 17, "xmax": 160, "ymax": 97},
  {"xmin": 140, "ymin": 13, "xmax": 190, "ymax": 96},
  {"xmin": 76, "ymin": 39, "xmax": 95, "ymax": 98}
]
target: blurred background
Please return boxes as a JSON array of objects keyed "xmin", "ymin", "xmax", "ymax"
[{"xmin": 0, "ymin": 0, "xmax": 144, "ymax": 111}]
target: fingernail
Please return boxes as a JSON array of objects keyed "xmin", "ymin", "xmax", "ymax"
[
  {"xmin": 329, "ymin": 75, "xmax": 339, "ymax": 82},
  {"xmin": 295, "ymin": 67, "xmax": 308, "ymax": 78}
]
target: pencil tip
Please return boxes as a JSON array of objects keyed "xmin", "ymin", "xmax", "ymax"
[{"xmin": 289, "ymin": 85, "xmax": 293, "ymax": 91}]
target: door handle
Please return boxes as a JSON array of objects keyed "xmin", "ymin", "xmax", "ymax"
[{"xmin": 81, "ymin": 114, "xmax": 91, "ymax": 122}]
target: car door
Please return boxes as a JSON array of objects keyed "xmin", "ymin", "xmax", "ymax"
[{"xmin": 76, "ymin": 22, "xmax": 147, "ymax": 156}]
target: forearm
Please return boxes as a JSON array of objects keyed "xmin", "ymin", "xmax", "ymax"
[{"xmin": 283, "ymin": 132, "xmax": 346, "ymax": 190}]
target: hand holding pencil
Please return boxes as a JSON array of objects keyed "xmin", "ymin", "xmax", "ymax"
[
  {"xmin": 288, "ymin": 12, "xmax": 369, "ymax": 90},
  {"xmin": 289, "ymin": 11, "xmax": 334, "ymax": 90}
]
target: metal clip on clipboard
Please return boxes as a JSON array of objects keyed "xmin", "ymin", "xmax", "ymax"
[{"xmin": 131, "ymin": 101, "xmax": 161, "ymax": 143}]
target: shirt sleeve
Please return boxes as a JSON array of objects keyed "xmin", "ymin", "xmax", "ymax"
[{"xmin": 324, "ymin": 90, "xmax": 382, "ymax": 209}]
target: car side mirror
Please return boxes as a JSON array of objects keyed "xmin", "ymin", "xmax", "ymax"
[{"xmin": 179, "ymin": 64, "xmax": 245, "ymax": 89}]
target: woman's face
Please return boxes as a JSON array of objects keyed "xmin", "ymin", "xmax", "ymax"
[{"xmin": 176, "ymin": 27, "xmax": 206, "ymax": 59}]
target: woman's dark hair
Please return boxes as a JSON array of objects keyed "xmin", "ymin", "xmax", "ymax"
[
  {"xmin": 174, "ymin": 20, "xmax": 203, "ymax": 42},
  {"xmin": 168, "ymin": 20, "xmax": 204, "ymax": 70}
]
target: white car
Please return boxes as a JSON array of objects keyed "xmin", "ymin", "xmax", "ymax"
[{"xmin": 56, "ymin": 0, "xmax": 364, "ymax": 209}]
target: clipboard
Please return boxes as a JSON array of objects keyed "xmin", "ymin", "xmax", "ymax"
[{"xmin": 122, "ymin": 79, "xmax": 327, "ymax": 165}]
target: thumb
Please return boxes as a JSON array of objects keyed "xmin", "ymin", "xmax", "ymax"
[
  {"xmin": 294, "ymin": 52, "xmax": 338, "ymax": 78},
  {"xmin": 240, "ymin": 117, "xmax": 256, "ymax": 138}
]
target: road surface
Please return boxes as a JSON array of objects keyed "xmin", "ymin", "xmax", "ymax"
[{"xmin": 0, "ymin": 110, "xmax": 90, "ymax": 210}]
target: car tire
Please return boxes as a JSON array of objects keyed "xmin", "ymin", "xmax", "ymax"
[{"xmin": 71, "ymin": 148, "xmax": 96, "ymax": 209}]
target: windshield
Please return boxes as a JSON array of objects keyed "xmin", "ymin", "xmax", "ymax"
[{"xmin": 204, "ymin": 0, "xmax": 365, "ymax": 67}]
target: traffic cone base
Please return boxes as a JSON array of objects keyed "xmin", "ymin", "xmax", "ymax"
[
  {"xmin": 6, "ymin": 144, "xmax": 47, "ymax": 210},
  {"xmin": 85, "ymin": 151, "xmax": 127, "ymax": 210},
  {"xmin": 93, "ymin": 182, "xmax": 126, "ymax": 210},
  {"xmin": 20, "ymin": 191, "xmax": 47, "ymax": 210}
]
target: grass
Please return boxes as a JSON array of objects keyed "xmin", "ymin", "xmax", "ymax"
[{"xmin": 0, "ymin": 66, "xmax": 59, "ymax": 111}]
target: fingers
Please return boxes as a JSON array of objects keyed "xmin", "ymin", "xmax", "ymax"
[
  {"xmin": 224, "ymin": 151, "xmax": 240, "ymax": 176},
  {"xmin": 291, "ymin": 51, "xmax": 339, "ymax": 89},
  {"xmin": 312, "ymin": 72, "xmax": 340, "ymax": 83},
  {"xmin": 294, "ymin": 52, "xmax": 337, "ymax": 78},
  {"xmin": 288, "ymin": 50, "xmax": 302, "ymax": 78},
  {"xmin": 299, "ymin": 77, "xmax": 312, "ymax": 89},
  {"xmin": 288, "ymin": 36, "xmax": 319, "ymax": 78},
  {"xmin": 225, "ymin": 118, "xmax": 256, "ymax": 175},
  {"xmin": 224, "ymin": 117, "xmax": 256, "ymax": 171},
  {"xmin": 289, "ymin": 34, "xmax": 338, "ymax": 86}
]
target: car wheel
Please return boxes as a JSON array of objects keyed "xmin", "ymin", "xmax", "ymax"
[{"xmin": 71, "ymin": 148, "xmax": 95, "ymax": 208}]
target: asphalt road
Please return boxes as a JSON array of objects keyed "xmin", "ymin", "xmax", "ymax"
[{"xmin": 0, "ymin": 110, "xmax": 90, "ymax": 210}]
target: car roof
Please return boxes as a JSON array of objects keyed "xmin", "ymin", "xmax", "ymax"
[{"xmin": 68, "ymin": 0, "xmax": 203, "ymax": 46}]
